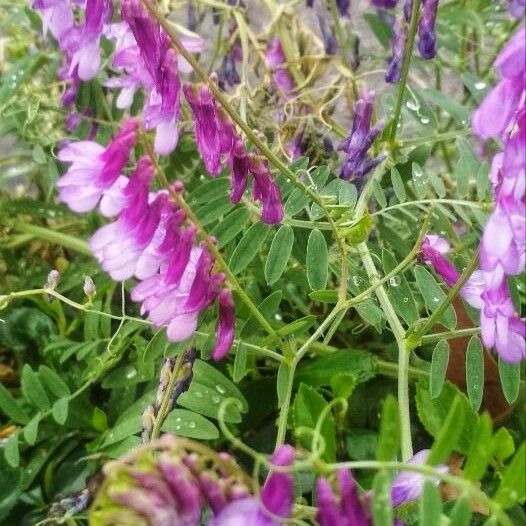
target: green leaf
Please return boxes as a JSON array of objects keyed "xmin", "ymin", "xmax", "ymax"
[
  {"xmin": 23, "ymin": 413, "xmax": 40, "ymax": 445},
  {"xmin": 449, "ymin": 496, "xmax": 472, "ymax": 526},
  {"xmin": 265, "ymin": 225, "xmax": 294, "ymax": 284},
  {"xmin": 292, "ymin": 384, "xmax": 337, "ymax": 462},
  {"xmin": 306, "ymin": 229, "xmax": 328, "ymax": 290},
  {"xmin": 52, "ymin": 398, "xmax": 69, "ymax": 425},
  {"xmin": 38, "ymin": 365, "xmax": 71, "ymax": 398},
  {"xmin": 285, "ymin": 188, "xmax": 309, "ymax": 216},
  {"xmin": 229, "ymin": 223, "xmax": 270, "ymax": 274},
  {"xmin": 330, "ymin": 373, "xmax": 357, "ymax": 400},
  {"xmin": 372, "ymin": 180, "xmax": 387, "ymax": 208},
  {"xmin": 430, "ymin": 341, "xmax": 449, "ymax": 399},
  {"xmin": 491, "ymin": 427, "xmax": 515, "ymax": 463},
  {"xmin": 455, "ymin": 140, "xmax": 480, "ymax": 198},
  {"xmin": 309, "ymin": 289, "xmax": 339, "ymax": 303},
  {"xmin": 376, "ymin": 395, "xmax": 400, "ymax": 461},
  {"xmin": 371, "ymin": 471, "xmax": 392, "ymax": 526},
  {"xmin": 382, "ymin": 251, "xmax": 418, "ymax": 326},
  {"xmin": 233, "ymin": 342, "xmax": 249, "ymax": 383},
  {"xmin": 419, "ymin": 481, "xmax": 442, "ymax": 526},
  {"xmin": 178, "ymin": 360, "xmax": 248, "ymax": 424},
  {"xmin": 464, "ymin": 413, "xmax": 493, "ymax": 481},
  {"xmin": 415, "ymin": 379, "xmax": 477, "ymax": 454},
  {"xmin": 21, "ymin": 365, "xmax": 50, "ymax": 410},
  {"xmin": 277, "ymin": 362, "xmax": 292, "ymax": 407},
  {"xmin": 101, "ymin": 416, "xmax": 142, "ymax": 448},
  {"xmin": 391, "ymin": 167, "xmax": 406, "ymax": 203},
  {"xmin": 4, "ymin": 433, "xmax": 20, "ymax": 468},
  {"xmin": 0, "ymin": 383, "xmax": 29, "ymax": 424},
  {"xmin": 363, "ymin": 13, "xmax": 393, "ymax": 49},
  {"xmin": 494, "ymin": 443, "xmax": 526, "ymax": 509},
  {"xmin": 161, "ymin": 409, "xmax": 219, "ymax": 440},
  {"xmin": 428, "ymin": 395, "xmax": 465, "ymax": 464},
  {"xmin": 241, "ymin": 291, "xmax": 282, "ymax": 337},
  {"xmin": 295, "ymin": 350, "xmax": 376, "ymax": 387},
  {"xmin": 414, "ymin": 265, "xmax": 457, "ymax": 330},
  {"xmin": 498, "ymin": 357, "xmax": 520, "ymax": 404},
  {"xmin": 423, "ymin": 87, "xmax": 471, "ymax": 122},
  {"xmin": 465, "ymin": 336, "xmax": 484, "ymax": 411},
  {"xmin": 196, "ymin": 196, "xmax": 234, "ymax": 226},
  {"xmin": 276, "ymin": 316, "xmax": 316, "ymax": 337},
  {"xmin": 212, "ymin": 208, "xmax": 251, "ymax": 247}
]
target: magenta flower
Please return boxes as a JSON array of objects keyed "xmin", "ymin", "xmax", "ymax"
[
  {"xmin": 32, "ymin": 0, "xmax": 73, "ymax": 42},
  {"xmin": 338, "ymin": 91, "xmax": 385, "ymax": 183},
  {"xmin": 207, "ymin": 445, "xmax": 295, "ymax": 525},
  {"xmin": 472, "ymin": 26, "xmax": 525, "ymax": 140},
  {"xmin": 56, "ymin": 118, "xmax": 138, "ymax": 214},
  {"xmin": 212, "ymin": 289, "xmax": 236, "ymax": 361},
  {"xmin": 420, "ymin": 234, "xmax": 485, "ymax": 309},
  {"xmin": 90, "ymin": 158, "xmax": 168, "ymax": 281},
  {"xmin": 316, "ymin": 469, "xmax": 370, "ymax": 526},
  {"xmin": 183, "ymin": 83, "xmax": 235, "ymax": 175},
  {"xmin": 249, "ymin": 157, "xmax": 285, "ymax": 224},
  {"xmin": 417, "ymin": 0, "xmax": 439, "ymax": 59},
  {"xmin": 391, "ymin": 450, "xmax": 447, "ymax": 507},
  {"xmin": 266, "ymin": 38, "xmax": 295, "ymax": 95},
  {"xmin": 480, "ymin": 278, "xmax": 526, "ymax": 364},
  {"xmin": 121, "ymin": 0, "xmax": 184, "ymax": 154}
]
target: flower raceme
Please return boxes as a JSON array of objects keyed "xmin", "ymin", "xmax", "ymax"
[{"xmin": 386, "ymin": 0, "xmax": 440, "ymax": 84}]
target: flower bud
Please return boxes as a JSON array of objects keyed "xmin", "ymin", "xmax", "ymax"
[{"xmin": 83, "ymin": 276, "xmax": 96, "ymax": 302}]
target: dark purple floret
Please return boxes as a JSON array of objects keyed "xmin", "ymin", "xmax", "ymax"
[
  {"xmin": 370, "ymin": 0, "xmax": 399, "ymax": 8},
  {"xmin": 336, "ymin": 0, "xmax": 351, "ymax": 16},
  {"xmin": 385, "ymin": 16, "xmax": 407, "ymax": 83},
  {"xmin": 417, "ymin": 0, "xmax": 439, "ymax": 59}
]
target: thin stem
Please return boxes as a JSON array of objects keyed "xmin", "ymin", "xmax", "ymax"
[
  {"xmin": 420, "ymin": 327, "xmax": 480, "ymax": 345},
  {"xmin": 388, "ymin": 0, "xmax": 422, "ymax": 144}
]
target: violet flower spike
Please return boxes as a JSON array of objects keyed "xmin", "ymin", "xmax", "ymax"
[
  {"xmin": 371, "ymin": 0, "xmax": 399, "ymax": 7},
  {"xmin": 385, "ymin": 15, "xmax": 407, "ymax": 83},
  {"xmin": 417, "ymin": 0, "xmax": 439, "ymax": 59}
]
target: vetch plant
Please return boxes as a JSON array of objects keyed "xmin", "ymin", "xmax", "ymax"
[{"xmin": 0, "ymin": 0, "xmax": 524, "ymax": 524}]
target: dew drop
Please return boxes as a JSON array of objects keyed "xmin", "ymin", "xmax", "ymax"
[
  {"xmin": 175, "ymin": 425, "xmax": 181, "ymax": 430},
  {"xmin": 125, "ymin": 369, "xmax": 137, "ymax": 379},
  {"xmin": 420, "ymin": 116, "xmax": 430, "ymax": 124},
  {"xmin": 433, "ymin": 297, "xmax": 440, "ymax": 303},
  {"xmin": 212, "ymin": 395, "xmax": 220, "ymax": 404},
  {"xmin": 403, "ymin": 297, "xmax": 409, "ymax": 303},
  {"xmin": 406, "ymin": 100, "xmax": 420, "ymax": 112},
  {"xmin": 175, "ymin": 417, "xmax": 182, "ymax": 423},
  {"xmin": 194, "ymin": 391, "xmax": 203, "ymax": 398},
  {"xmin": 188, "ymin": 421, "xmax": 196, "ymax": 429},
  {"xmin": 389, "ymin": 276, "xmax": 401, "ymax": 287},
  {"xmin": 215, "ymin": 384, "xmax": 226, "ymax": 394},
  {"xmin": 474, "ymin": 81, "xmax": 486, "ymax": 90}
]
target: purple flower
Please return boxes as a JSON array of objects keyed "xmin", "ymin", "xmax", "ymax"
[
  {"xmin": 336, "ymin": 0, "xmax": 350, "ymax": 16},
  {"xmin": 208, "ymin": 445, "xmax": 295, "ymax": 525},
  {"xmin": 56, "ymin": 118, "xmax": 138, "ymax": 214},
  {"xmin": 249, "ymin": 157, "xmax": 285, "ymax": 224},
  {"xmin": 266, "ymin": 38, "xmax": 295, "ymax": 95},
  {"xmin": 338, "ymin": 92, "xmax": 385, "ymax": 183},
  {"xmin": 371, "ymin": 0, "xmax": 399, "ymax": 8},
  {"xmin": 316, "ymin": 469, "xmax": 370, "ymax": 526},
  {"xmin": 480, "ymin": 277, "xmax": 526, "ymax": 364},
  {"xmin": 386, "ymin": 14, "xmax": 407, "ymax": 83},
  {"xmin": 420, "ymin": 234, "xmax": 484, "ymax": 309},
  {"xmin": 472, "ymin": 26, "xmax": 525, "ymax": 140},
  {"xmin": 417, "ymin": 0, "xmax": 439, "ymax": 59},
  {"xmin": 508, "ymin": 0, "xmax": 525, "ymax": 17},
  {"xmin": 391, "ymin": 450, "xmax": 447, "ymax": 506},
  {"xmin": 315, "ymin": 5, "xmax": 338, "ymax": 55},
  {"xmin": 183, "ymin": 83, "xmax": 235, "ymax": 175},
  {"xmin": 32, "ymin": 0, "xmax": 74, "ymax": 42},
  {"xmin": 90, "ymin": 158, "xmax": 169, "ymax": 281},
  {"xmin": 212, "ymin": 289, "xmax": 236, "ymax": 361},
  {"xmin": 121, "ymin": 0, "xmax": 186, "ymax": 154}
]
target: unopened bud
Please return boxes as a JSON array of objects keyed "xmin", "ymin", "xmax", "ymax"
[
  {"xmin": 0, "ymin": 295, "xmax": 10, "ymax": 311},
  {"xmin": 44, "ymin": 270, "xmax": 60, "ymax": 302},
  {"xmin": 141, "ymin": 405, "xmax": 156, "ymax": 443},
  {"xmin": 83, "ymin": 276, "xmax": 96, "ymax": 302}
]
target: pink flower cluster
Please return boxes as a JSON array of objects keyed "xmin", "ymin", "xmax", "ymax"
[
  {"xmin": 422, "ymin": 26, "xmax": 525, "ymax": 364},
  {"xmin": 57, "ymin": 119, "xmax": 235, "ymax": 360},
  {"xmin": 34, "ymin": 0, "xmax": 284, "ymax": 223}
]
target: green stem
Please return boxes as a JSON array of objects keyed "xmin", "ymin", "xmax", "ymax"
[
  {"xmin": 388, "ymin": 0, "xmax": 422, "ymax": 145},
  {"xmin": 420, "ymin": 327, "xmax": 480, "ymax": 346}
]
